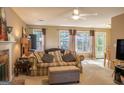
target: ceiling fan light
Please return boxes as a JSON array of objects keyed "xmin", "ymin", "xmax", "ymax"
[
  {"xmin": 74, "ymin": 8, "xmax": 79, "ymax": 15},
  {"xmin": 72, "ymin": 15, "xmax": 80, "ymax": 20}
]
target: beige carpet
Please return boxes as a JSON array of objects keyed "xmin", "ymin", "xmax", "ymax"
[{"xmin": 12, "ymin": 62, "xmax": 115, "ymax": 85}]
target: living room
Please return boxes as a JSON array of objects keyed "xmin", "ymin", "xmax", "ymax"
[{"xmin": 1, "ymin": 7, "xmax": 124, "ymax": 85}]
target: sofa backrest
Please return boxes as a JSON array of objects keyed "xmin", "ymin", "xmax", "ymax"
[
  {"xmin": 30, "ymin": 49, "xmax": 77, "ymax": 63},
  {"xmin": 45, "ymin": 48, "xmax": 65, "ymax": 54}
]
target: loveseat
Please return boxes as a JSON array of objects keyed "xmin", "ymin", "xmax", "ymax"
[{"xmin": 29, "ymin": 48, "xmax": 84, "ymax": 76}]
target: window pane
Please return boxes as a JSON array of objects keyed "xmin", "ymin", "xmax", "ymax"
[
  {"xmin": 59, "ymin": 31, "xmax": 69, "ymax": 50},
  {"xmin": 76, "ymin": 31, "xmax": 90, "ymax": 53}
]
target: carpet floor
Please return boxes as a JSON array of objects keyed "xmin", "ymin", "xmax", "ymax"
[{"xmin": 12, "ymin": 61, "xmax": 115, "ymax": 85}]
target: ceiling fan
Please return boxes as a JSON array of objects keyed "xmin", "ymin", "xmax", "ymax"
[{"xmin": 71, "ymin": 8, "xmax": 98, "ymax": 20}]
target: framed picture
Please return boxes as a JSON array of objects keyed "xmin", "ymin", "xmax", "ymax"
[{"xmin": 0, "ymin": 8, "xmax": 8, "ymax": 41}]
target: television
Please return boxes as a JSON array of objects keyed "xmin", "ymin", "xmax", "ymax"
[{"xmin": 116, "ymin": 39, "xmax": 124, "ymax": 60}]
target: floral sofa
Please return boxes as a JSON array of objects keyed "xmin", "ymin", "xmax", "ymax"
[{"xmin": 29, "ymin": 48, "xmax": 84, "ymax": 76}]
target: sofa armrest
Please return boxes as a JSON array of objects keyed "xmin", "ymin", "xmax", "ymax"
[
  {"xmin": 79, "ymin": 55, "xmax": 85, "ymax": 61},
  {"xmin": 28, "ymin": 57, "xmax": 38, "ymax": 70},
  {"xmin": 76, "ymin": 55, "xmax": 84, "ymax": 73},
  {"xmin": 76, "ymin": 55, "xmax": 84, "ymax": 62}
]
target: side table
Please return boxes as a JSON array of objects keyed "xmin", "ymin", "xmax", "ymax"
[
  {"xmin": 111, "ymin": 59, "xmax": 124, "ymax": 69},
  {"xmin": 14, "ymin": 57, "xmax": 32, "ymax": 76}
]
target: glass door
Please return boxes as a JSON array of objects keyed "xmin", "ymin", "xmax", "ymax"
[
  {"xmin": 75, "ymin": 31, "xmax": 90, "ymax": 53},
  {"xmin": 95, "ymin": 32, "xmax": 106, "ymax": 58}
]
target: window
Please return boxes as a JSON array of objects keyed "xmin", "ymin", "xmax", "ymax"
[
  {"xmin": 33, "ymin": 29, "xmax": 43, "ymax": 50},
  {"xmin": 59, "ymin": 30, "xmax": 69, "ymax": 50},
  {"xmin": 75, "ymin": 31, "xmax": 90, "ymax": 53}
]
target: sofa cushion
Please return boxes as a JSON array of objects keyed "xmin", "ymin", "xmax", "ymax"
[
  {"xmin": 33, "ymin": 52, "xmax": 43, "ymax": 63},
  {"xmin": 58, "ymin": 62, "xmax": 77, "ymax": 66},
  {"xmin": 37, "ymin": 62, "xmax": 59, "ymax": 67},
  {"xmin": 62, "ymin": 53, "xmax": 76, "ymax": 62},
  {"xmin": 48, "ymin": 52, "xmax": 56, "ymax": 62},
  {"xmin": 42, "ymin": 54, "xmax": 54, "ymax": 63},
  {"xmin": 54, "ymin": 51, "xmax": 63, "ymax": 62},
  {"xmin": 58, "ymin": 62, "xmax": 68, "ymax": 66},
  {"xmin": 66, "ymin": 62, "xmax": 77, "ymax": 66}
]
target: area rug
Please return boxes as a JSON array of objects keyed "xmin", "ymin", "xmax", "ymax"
[
  {"xmin": 11, "ymin": 79, "xmax": 25, "ymax": 85},
  {"xmin": 79, "ymin": 62, "xmax": 115, "ymax": 85}
]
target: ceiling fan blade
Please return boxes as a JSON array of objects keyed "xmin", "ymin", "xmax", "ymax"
[
  {"xmin": 80, "ymin": 17, "xmax": 87, "ymax": 20},
  {"xmin": 79, "ymin": 13, "xmax": 98, "ymax": 17}
]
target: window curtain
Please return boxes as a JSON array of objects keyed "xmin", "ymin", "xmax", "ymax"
[
  {"xmin": 69, "ymin": 29, "xmax": 73, "ymax": 51},
  {"xmin": 90, "ymin": 30, "xmax": 95, "ymax": 59},
  {"xmin": 42, "ymin": 28, "xmax": 46, "ymax": 50},
  {"xmin": 73, "ymin": 29, "xmax": 77, "ymax": 52}
]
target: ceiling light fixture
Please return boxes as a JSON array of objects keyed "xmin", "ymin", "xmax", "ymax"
[
  {"xmin": 72, "ymin": 15, "xmax": 80, "ymax": 20},
  {"xmin": 72, "ymin": 8, "xmax": 80, "ymax": 20},
  {"xmin": 73, "ymin": 8, "xmax": 79, "ymax": 15}
]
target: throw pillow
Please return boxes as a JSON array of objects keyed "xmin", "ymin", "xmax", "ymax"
[
  {"xmin": 62, "ymin": 53, "xmax": 76, "ymax": 62},
  {"xmin": 42, "ymin": 54, "xmax": 54, "ymax": 63}
]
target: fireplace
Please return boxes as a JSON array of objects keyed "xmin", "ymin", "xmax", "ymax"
[
  {"xmin": 0, "ymin": 49, "xmax": 9, "ymax": 81},
  {"xmin": 0, "ymin": 41, "xmax": 15, "ymax": 81}
]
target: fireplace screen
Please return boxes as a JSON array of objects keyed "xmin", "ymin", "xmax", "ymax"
[{"xmin": 0, "ymin": 49, "xmax": 9, "ymax": 81}]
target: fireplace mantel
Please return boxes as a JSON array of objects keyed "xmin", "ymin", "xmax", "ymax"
[
  {"xmin": 0, "ymin": 41, "xmax": 16, "ymax": 81},
  {"xmin": 0, "ymin": 41, "xmax": 16, "ymax": 43}
]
